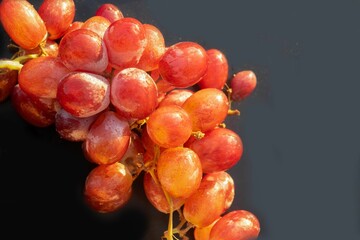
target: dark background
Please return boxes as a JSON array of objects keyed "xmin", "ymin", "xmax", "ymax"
[{"xmin": 0, "ymin": 0, "xmax": 359, "ymax": 239}]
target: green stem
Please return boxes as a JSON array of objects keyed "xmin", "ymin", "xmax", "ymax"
[
  {"xmin": 13, "ymin": 54, "xmax": 39, "ymax": 63},
  {"xmin": 0, "ymin": 60, "xmax": 23, "ymax": 71}
]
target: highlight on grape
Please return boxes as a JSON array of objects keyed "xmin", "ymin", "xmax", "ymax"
[{"xmin": 0, "ymin": 1, "xmax": 260, "ymax": 239}]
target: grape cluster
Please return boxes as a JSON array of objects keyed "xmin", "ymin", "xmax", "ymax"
[{"xmin": 0, "ymin": 1, "xmax": 260, "ymax": 239}]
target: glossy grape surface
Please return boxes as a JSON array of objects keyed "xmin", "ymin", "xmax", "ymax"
[{"xmin": 159, "ymin": 41, "xmax": 208, "ymax": 88}]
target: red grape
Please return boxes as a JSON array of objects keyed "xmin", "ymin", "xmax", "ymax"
[
  {"xmin": 159, "ymin": 41, "xmax": 208, "ymax": 88},
  {"xmin": 59, "ymin": 29, "xmax": 108, "ymax": 74},
  {"xmin": 110, "ymin": 68, "xmax": 158, "ymax": 120},
  {"xmin": 57, "ymin": 72, "xmax": 110, "ymax": 118},
  {"xmin": 11, "ymin": 85, "xmax": 56, "ymax": 127},
  {"xmin": 157, "ymin": 147, "xmax": 202, "ymax": 198},
  {"xmin": 83, "ymin": 111, "xmax": 131, "ymax": 165},
  {"xmin": 18, "ymin": 56, "xmax": 71, "ymax": 99},
  {"xmin": 81, "ymin": 16, "xmax": 111, "ymax": 38},
  {"xmin": 197, "ymin": 49, "xmax": 229, "ymax": 90},
  {"xmin": 0, "ymin": 0, "xmax": 47, "ymax": 50},
  {"xmin": 38, "ymin": 0, "xmax": 75, "ymax": 40},
  {"xmin": 187, "ymin": 128, "xmax": 243, "ymax": 173},
  {"xmin": 95, "ymin": 3, "xmax": 124, "ymax": 23},
  {"xmin": 146, "ymin": 105, "xmax": 193, "ymax": 148},
  {"xmin": 137, "ymin": 24, "xmax": 166, "ymax": 72},
  {"xmin": 55, "ymin": 108, "xmax": 98, "ymax": 142},
  {"xmin": 182, "ymin": 88, "xmax": 229, "ymax": 132},
  {"xmin": 104, "ymin": 17, "xmax": 147, "ymax": 70},
  {"xmin": 230, "ymin": 70, "xmax": 257, "ymax": 101},
  {"xmin": 84, "ymin": 162, "xmax": 133, "ymax": 213},
  {"xmin": 183, "ymin": 173, "xmax": 227, "ymax": 227},
  {"xmin": 209, "ymin": 210, "xmax": 260, "ymax": 240}
]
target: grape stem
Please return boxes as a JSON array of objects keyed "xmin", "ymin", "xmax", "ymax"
[
  {"xmin": 225, "ymin": 83, "xmax": 241, "ymax": 116},
  {"xmin": 0, "ymin": 60, "xmax": 23, "ymax": 70},
  {"xmin": 192, "ymin": 131, "xmax": 205, "ymax": 139},
  {"xmin": 148, "ymin": 168, "xmax": 175, "ymax": 240},
  {"xmin": 0, "ymin": 54, "xmax": 39, "ymax": 71}
]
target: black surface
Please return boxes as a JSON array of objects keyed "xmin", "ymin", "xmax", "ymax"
[{"xmin": 0, "ymin": 0, "xmax": 359, "ymax": 239}]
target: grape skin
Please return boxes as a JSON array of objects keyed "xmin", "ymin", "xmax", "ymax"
[
  {"xmin": 38, "ymin": 0, "xmax": 75, "ymax": 40},
  {"xmin": 110, "ymin": 67, "xmax": 158, "ymax": 120},
  {"xmin": 11, "ymin": 85, "xmax": 56, "ymax": 127},
  {"xmin": 209, "ymin": 210, "xmax": 260, "ymax": 240},
  {"xmin": 157, "ymin": 147, "xmax": 202, "ymax": 199},
  {"xmin": 182, "ymin": 88, "xmax": 229, "ymax": 132},
  {"xmin": 95, "ymin": 3, "xmax": 124, "ymax": 23},
  {"xmin": 0, "ymin": 0, "xmax": 47, "ymax": 50},
  {"xmin": 59, "ymin": 29, "xmax": 108, "ymax": 73},
  {"xmin": 18, "ymin": 56, "xmax": 70, "ymax": 99},
  {"xmin": 187, "ymin": 127, "xmax": 243, "ymax": 173},
  {"xmin": 146, "ymin": 105, "xmax": 193, "ymax": 148},
  {"xmin": 57, "ymin": 72, "xmax": 110, "ymax": 118},
  {"xmin": 84, "ymin": 162, "xmax": 133, "ymax": 213},
  {"xmin": 55, "ymin": 108, "xmax": 98, "ymax": 142},
  {"xmin": 197, "ymin": 49, "xmax": 229, "ymax": 90},
  {"xmin": 159, "ymin": 41, "xmax": 208, "ymax": 88},
  {"xmin": 83, "ymin": 111, "xmax": 131, "ymax": 165},
  {"xmin": 81, "ymin": 16, "xmax": 111, "ymax": 38},
  {"xmin": 230, "ymin": 70, "xmax": 257, "ymax": 101},
  {"xmin": 104, "ymin": 17, "xmax": 147, "ymax": 70}
]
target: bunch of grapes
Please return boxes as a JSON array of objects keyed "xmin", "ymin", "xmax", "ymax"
[{"xmin": 0, "ymin": 1, "xmax": 260, "ymax": 239}]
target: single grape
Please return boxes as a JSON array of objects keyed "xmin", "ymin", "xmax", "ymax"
[
  {"xmin": 38, "ymin": 0, "xmax": 75, "ymax": 40},
  {"xmin": 83, "ymin": 111, "xmax": 131, "ymax": 165},
  {"xmin": 104, "ymin": 17, "xmax": 147, "ymax": 70},
  {"xmin": 11, "ymin": 85, "xmax": 56, "ymax": 127},
  {"xmin": 137, "ymin": 24, "xmax": 166, "ymax": 72},
  {"xmin": 84, "ymin": 162, "xmax": 133, "ymax": 213},
  {"xmin": 81, "ymin": 16, "xmax": 111, "ymax": 38},
  {"xmin": 230, "ymin": 70, "xmax": 257, "ymax": 101},
  {"xmin": 159, "ymin": 41, "xmax": 208, "ymax": 88},
  {"xmin": 187, "ymin": 128, "xmax": 243, "ymax": 173},
  {"xmin": 157, "ymin": 147, "xmax": 202, "ymax": 198},
  {"xmin": 18, "ymin": 56, "xmax": 71, "ymax": 99},
  {"xmin": 0, "ymin": 68, "xmax": 18, "ymax": 102},
  {"xmin": 197, "ymin": 49, "xmax": 229, "ymax": 90},
  {"xmin": 59, "ymin": 29, "xmax": 108, "ymax": 74},
  {"xmin": 95, "ymin": 3, "xmax": 124, "ymax": 23},
  {"xmin": 0, "ymin": 0, "xmax": 47, "ymax": 50},
  {"xmin": 111, "ymin": 68, "xmax": 158, "ymax": 120},
  {"xmin": 209, "ymin": 210, "xmax": 261, "ymax": 240},
  {"xmin": 55, "ymin": 108, "xmax": 98, "ymax": 142},
  {"xmin": 143, "ymin": 172, "xmax": 185, "ymax": 214},
  {"xmin": 183, "ymin": 173, "xmax": 227, "ymax": 227},
  {"xmin": 57, "ymin": 72, "xmax": 110, "ymax": 118},
  {"xmin": 182, "ymin": 88, "xmax": 229, "ymax": 132},
  {"xmin": 146, "ymin": 105, "xmax": 192, "ymax": 148}
]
